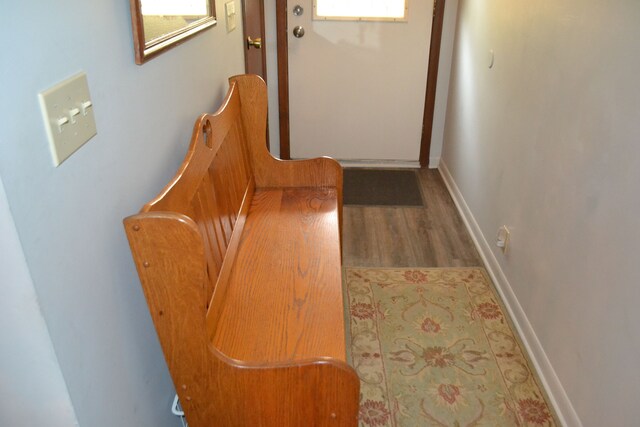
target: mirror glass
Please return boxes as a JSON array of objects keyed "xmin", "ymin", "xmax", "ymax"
[{"xmin": 131, "ymin": 0, "xmax": 217, "ymax": 64}]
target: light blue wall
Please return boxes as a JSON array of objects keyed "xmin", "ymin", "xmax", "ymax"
[
  {"xmin": 0, "ymin": 176, "xmax": 78, "ymax": 426},
  {"xmin": 0, "ymin": 1, "xmax": 245, "ymax": 426}
]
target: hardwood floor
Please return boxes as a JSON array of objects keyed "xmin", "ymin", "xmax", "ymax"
[{"xmin": 342, "ymin": 168, "xmax": 482, "ymax": 268}]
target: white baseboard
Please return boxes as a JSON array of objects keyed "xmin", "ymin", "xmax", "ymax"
[
  {"xmin": 428, "ymin": 156, "xmax": 441, "ymax": 169},
  {"xmin": 438, "ymin": 160, "xmax": 582, "ymax": 427},
  {"xmin": 337, "ymin": 159, "xmax": 420, "ymax": 169}
]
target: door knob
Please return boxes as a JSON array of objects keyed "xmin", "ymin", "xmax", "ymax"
[
  {"xmin": 293, "ymin": 26, "xmax": 305, "ymax": 38},
  {"xmin": 247, "ymin": 36, "xmax": 262, "ymax": 49}
]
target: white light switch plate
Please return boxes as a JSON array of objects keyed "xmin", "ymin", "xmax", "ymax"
[
  {"xmin": 39, "ymin": 72, "xmax": 97, "ymax": 166},
  {"xmin": 225, "ymin": 1, "xmax": 236, "ymax": 32}
]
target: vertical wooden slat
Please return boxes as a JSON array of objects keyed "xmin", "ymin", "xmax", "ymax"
[
  {"xmin": 191, "ymin": 192, "xmax": 215, "ymax": 305},
  {"xmin": 210, "ymin": 150, "xmax": 235, "ymax": 247},
  {"xmin": 236, "ymin": 120, "xmax": 252, "ymax": 181},
  {"xmin": 180, "ymin": 201, "xmax": 215, "ymax": 308},
  {"xmin": 220, "ymin": 139, "xmax": 241, "ymax": 220},
  {"xmin": 227, "ymin": 126, "xmax": 247, "ymax": 216},
  {"xmin": 203, "ymin": 170, "xmax": 228, "ymax": 267},
  {"xmin": 195, "ymin": 176, "xmax": 225, "ymax": 271}
]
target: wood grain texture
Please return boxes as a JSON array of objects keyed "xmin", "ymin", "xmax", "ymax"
[
  {"xmin": 214, "ymin": 187, "xmax": 344, "ymax": 362},
  {"xmin": 124, "ymin": 75, "xmax": 357, "ymax": 426},
  {"xmin": 230, "ymin": 74, "xmax": 344, "ymax": 234},
  {"xmin": 343, "ymin": 169, "xmax": 481, "ymax": 268},
  {"xmin": 141, "ymin": 83, "xmax": 252, "ymax": 307},
  {"xmin": 124, "ymin": 214, "xmax": 359, "ymax": 427}
]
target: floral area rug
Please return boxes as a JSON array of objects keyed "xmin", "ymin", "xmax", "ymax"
[{"xmin": 344, "ymin": 267, "xmax": 558, "ymax": 427}]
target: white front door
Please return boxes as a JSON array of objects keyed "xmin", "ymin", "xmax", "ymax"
[{"xmin": 287, "ymin": 0, "xmax": 433, "ymax": 162}]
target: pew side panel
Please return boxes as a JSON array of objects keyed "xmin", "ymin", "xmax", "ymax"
[{"xmin": 124, "ymin": 214, "xmax": 359, "ymax": 427}]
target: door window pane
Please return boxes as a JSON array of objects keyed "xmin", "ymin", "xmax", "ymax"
[{"xmin": 314, "ymin": 0, "xmax": 407, "ymax": 21}]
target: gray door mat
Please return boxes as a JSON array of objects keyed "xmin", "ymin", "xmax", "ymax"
[{"xmin": 343, "ymin": 169, "xmax": 424, "ymax": 206}]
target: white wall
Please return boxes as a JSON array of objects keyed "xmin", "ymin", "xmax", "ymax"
[
  {"xmin": 0, "ymin": 176, "xmax": 79, "ymax": 427},
  {"xmin": 0, "ymin": 2, "xmax": 245, "ymax": 426},
  {"xmin": 441, "ymin": 1, "xmax": 640, "ymax": 425}
]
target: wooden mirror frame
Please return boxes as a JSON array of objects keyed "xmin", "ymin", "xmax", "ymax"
[{"xmin": 130, "ymin": 0, "xmax": 217, "ymax": 65}]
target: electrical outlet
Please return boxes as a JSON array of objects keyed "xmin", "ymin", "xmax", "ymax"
[
  {"xmin": 39, "ymin": 72, "xmax": 97, "ymax": 166},
  {"xmin": 496, "ymin": 225, "xmax": 510, "ymax": 253}
]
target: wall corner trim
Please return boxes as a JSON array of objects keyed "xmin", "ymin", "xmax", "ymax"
[{"xmin": 438, "ymin": 160, "xmax": 583, "ymax": 427}]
